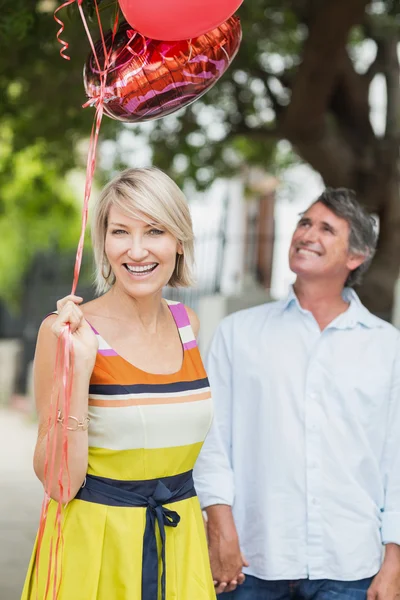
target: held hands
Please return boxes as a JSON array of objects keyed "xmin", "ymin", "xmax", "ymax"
[
  {"xmin": 51, "ymin": 295, "xmax": 98, "ymax": 366},
  {"xmin": 206, "ymin": 505, "xmax": 248, "ymax": 595},
  {"xmin": 211, "ymin": 546, "xmax": 248, "ymax": 594},
  {"xmin": 367, "ymin": 545, "xmax": 400, "ymax": 600}
]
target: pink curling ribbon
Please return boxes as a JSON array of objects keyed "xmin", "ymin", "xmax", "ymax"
[{"xmin": 35, "ymin": 2, "xmax": 119, "ymax": 598}]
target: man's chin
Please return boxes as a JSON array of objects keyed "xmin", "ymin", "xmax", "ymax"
[{"xmin": 289, "ymin": 263, "xmax": 320, "ymax": 279}]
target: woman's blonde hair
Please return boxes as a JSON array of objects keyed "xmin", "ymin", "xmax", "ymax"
[{"xmin": 91, "ymin": 167, "xmax": 195, "ymax": 295}]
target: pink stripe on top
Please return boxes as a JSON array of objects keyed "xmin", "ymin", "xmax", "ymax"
[
  {"xmin": 168, "ymin": 303, "xmax": 190, "ymax": 329},
  {"xmin": 183, "ymin": 340, "xmax": 197, "ymax": 351},
  {"xmin": 98, "ymin": 348, "xmax": 118, "ymax": 356}
]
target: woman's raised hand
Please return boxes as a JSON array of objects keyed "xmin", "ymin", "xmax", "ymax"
[{"xmin": 51, "ymin": 295, "xmax": 98, "ymax": 366}]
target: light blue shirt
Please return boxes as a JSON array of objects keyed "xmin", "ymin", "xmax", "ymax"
[{"xmin": 194, "ymin": 287, "xmax": 400, "ymax": 581}]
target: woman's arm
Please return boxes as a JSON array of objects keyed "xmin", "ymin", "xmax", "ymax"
[
  {"xmin": 33, "ymin": 295, "xmax": 98, "ymax": 503},
  {"xmin": 186, "ymin": 305, "xmax": 200, "ymax": 338}
]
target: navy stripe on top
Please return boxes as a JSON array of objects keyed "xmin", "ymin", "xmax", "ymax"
[{"xmin": 89, "ymin": 377, "xmax": 210, "ymax": 396}]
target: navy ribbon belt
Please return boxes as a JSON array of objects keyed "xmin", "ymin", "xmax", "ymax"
[{"xmin": 75, "ymin": 470, "xmax": 196, "ymax": 600}]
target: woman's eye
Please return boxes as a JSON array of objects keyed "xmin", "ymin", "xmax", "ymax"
[
  {"xmin": 111, "ymin": 229, "xmax": 127, "ymax": 235},
  {"xmin": 148, "ymin": 228, "xmax": 164, "ymax": 236}
]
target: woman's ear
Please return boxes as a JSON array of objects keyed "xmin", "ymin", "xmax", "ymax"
[{"xmin": 177, "ymin": 242, "xmax": 184, "ymax": 255}]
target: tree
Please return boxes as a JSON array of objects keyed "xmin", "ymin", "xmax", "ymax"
[
  {"xmin": 0, "ymin": 0, "xmax": 119, "ymax": 171},
  {"xmin": 137, "ymin": 0, "xmax": 400, "ymax": 320},
  {"xmin": 0, "ymin": 0, "xmax": 118, "ymax": 305},
  {"xmin": 0, "ymin": 124, "xmax": 84, "ymax": 306},
  {"xmin": 2, "ymin": 1, "xmax": 400, "ymax": 317}
]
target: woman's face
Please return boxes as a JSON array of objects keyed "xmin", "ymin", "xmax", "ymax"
[{"xmin": 104, "ymin": 206, "xmax": 182, "ymax": 298}]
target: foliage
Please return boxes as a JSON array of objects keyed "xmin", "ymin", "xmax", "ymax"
[
  {"xmin": 0, "ymin": 0, "xmax": 117, "ymax": 305},
  {"xmin": 0, "ymin": 0, "xmax": 119, "ymax": 171},
  {"xmin": 1, "ymin": 0, "xmax": 400, "ymax": 314},
  {"xmin": 0, "ymin": 124, "xmax": 82, "ymax": 305}
]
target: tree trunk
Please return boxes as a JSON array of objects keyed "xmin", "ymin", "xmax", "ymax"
[
  {"xmin": 357, "ymin": 178, "xmax": 400, "ymax": 321},
  {"xmin": 274, "ymin": 1, "xmax": 400, "ymax": 320},
  {"xmin": 292, "ymin": 134, "xmax": 400, "ymax": 320}
]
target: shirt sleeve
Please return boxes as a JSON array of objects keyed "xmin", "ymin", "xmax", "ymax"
[
  {"xmin": 193, "ymin": 319, "xmax": 235, "ymax": 509},
  {"xmin": 381, "ymin": 335, "xmax": 400, "ymax": 545}
]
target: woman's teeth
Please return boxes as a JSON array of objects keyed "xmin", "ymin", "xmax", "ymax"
[{"xmin": 125, "ymin": 263, "xmax": 158, "ymax": 274}]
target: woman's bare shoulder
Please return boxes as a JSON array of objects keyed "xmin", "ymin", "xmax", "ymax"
[
  {"xmin": 80, "ymin": 296, "xmax": 105, "ymax": 317},
  {"xmin": 184, "ymin": 305, "xmax": 200, "ymax": 338}
]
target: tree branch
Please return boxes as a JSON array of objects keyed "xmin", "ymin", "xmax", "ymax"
[
  {"xmin": 364, "ymin": 40, "xmax": 386, "ymax": 84},
  {"xmin": 228, "ymin": 122, "xmax": 280, "ymax": 141},
  {"xmin": 330, "ymin": 50, "xmax": 376, "ymax": 150},
  {"xmin": 264, "ymin": 77, "xmax": 285, "ymax": 117},
  {"xmin": 252, "ymin": 65, "xmax": 293, "ymax": 92},
  {"xmin": 292, "ymin": 124, "xmax": 357, "ymax": 188},
  {"xmin": 382, "ymin": 35, "xmax": 400, "ymax": 141},
  {"xmin": 282, "ymin": 0, "xmax": 368, "ymax": 139}
]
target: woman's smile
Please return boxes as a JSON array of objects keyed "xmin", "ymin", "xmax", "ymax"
[{"xmin": 123, "ymin": 262, "xmax": 159, "ymax": 278}]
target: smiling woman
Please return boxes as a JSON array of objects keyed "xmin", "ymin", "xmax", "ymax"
[
  {"xmin": 92, "ymin": 167, "xmax": 195, "ymax": 295},
  {"xmin": 21, "ymin": 167, "xmax": 219, "ymax": 600}
]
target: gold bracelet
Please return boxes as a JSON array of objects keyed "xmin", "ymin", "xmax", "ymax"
[{"xmin": 57, "ymin": 410, "xmax": 90, "ymax": 431}]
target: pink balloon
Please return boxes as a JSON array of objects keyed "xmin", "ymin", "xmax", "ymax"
[
  {"xmin": 118, "ymin": 0, "xmax": 243, "ymax": 41},
  {"xmin": 84, "ymin": 18, "xmax": 242, "ymax": 123}
]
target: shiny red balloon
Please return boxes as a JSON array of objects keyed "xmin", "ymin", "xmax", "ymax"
[
  {"xmin": 83, "ymin": 17, "xmax": 242, "ymax": 123},
  {"xmin": 118, "ymin": 0, "xmax": 243, "ymax": 41}
]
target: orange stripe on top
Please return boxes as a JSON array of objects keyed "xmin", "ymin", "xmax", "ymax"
[
  {"xmin": 89, "ymin": 391, "xmax": 212, "ymax": 408},
  {"xmin": 91, "ymin": 346, "xmax": 207, "ymax": 387}
]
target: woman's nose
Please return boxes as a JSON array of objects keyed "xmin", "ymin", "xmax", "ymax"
[{"xmin": 127, "ymin": 237, "xmax": 149, "ymax": 261}]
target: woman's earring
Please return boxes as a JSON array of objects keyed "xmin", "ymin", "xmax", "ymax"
[
  {"xmin": 176, "ymin": 253, "xmax": 183, "ymax": 278},
  {"xmin": 102, "ymin": 261, "xmax": 112, "ymax": 281}
]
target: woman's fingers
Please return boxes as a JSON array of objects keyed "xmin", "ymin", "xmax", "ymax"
[
  {"xmin": 51, "ymin": 301, "xmax": 84, "ymax": 337},
  {"xmin": 225, "ymin": 580, "xmax": 238, "ymax": 593},
  {"xmin": 56, "ymin": 295, "xmax": 83, "ymax": 313},
  {"xmin": 214, "ymin": 581, "xmax": 228, "ymax": 594}
]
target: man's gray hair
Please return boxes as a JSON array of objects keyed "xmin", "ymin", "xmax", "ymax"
[{"xmin": 313, "ymin": 187, "xmax": 378, "ymax": 287}]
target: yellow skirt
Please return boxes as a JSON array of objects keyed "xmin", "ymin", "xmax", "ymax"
[{"xmin": 21, "ymin": 496, "xmax": 216, "ymax": 600}]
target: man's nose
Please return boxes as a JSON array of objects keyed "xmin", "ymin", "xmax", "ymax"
[{"xmin": 301, "ymin": 226, "xmax": 317, "ymax": 243}]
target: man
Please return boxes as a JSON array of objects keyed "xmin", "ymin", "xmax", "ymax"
[{"xmin": 194, "ymin": 188, "xmax": 400, "ymax": 600}]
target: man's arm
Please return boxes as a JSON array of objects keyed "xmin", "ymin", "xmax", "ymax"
[
  {"xmin": 193, "ymin": 319, "xmax": 246, "ymax": 593},
  {"xmin": 194, "ymin": 320, "xmax": 235, "ymax": 507},
  {"xmin": 368, "ymin": 337, "xmax": 400, "ymax": 600}
]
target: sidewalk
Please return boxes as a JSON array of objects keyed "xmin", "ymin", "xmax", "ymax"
[{"xmin": 0, "ymin": 408, "xmax": 42, "ymax": 600}]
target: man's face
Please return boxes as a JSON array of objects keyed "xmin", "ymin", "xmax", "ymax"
[{"xmin": 288, "ymin": 202, "xmax": 362, "ymax": 284}]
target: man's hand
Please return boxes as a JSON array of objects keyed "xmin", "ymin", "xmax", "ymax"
[
  {"xmin": 368, "ymin": 544, "xmax": 400, "ymax": 600},
  {"xmin": 206, "ymin": 504, "xmax": 248, "ymax": 594}
]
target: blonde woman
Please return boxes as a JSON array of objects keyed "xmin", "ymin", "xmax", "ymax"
[{"xmin": 21, "ymin": 168, "xmax": 226, "ymax": 600}]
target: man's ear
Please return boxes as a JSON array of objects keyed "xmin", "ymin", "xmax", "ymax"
[{"xmin": 346, "ymin": 253, "xmax": 366, "ymax": 273}]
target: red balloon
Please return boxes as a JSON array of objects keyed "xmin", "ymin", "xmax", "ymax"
[
  {"xmin": 84, "ymin": 17, "xmax": 242, "ymax": 123},
  {"xmin": 118, "ymin": 0, "xmax": 243, "ymax": 41}
]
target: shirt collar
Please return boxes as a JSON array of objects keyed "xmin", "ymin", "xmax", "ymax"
[
  {"xmin": 280, "ymin": 285, "xmax": 383, "ymax": 329},
  {"xmin": 281, "ymin": 285, "xmax": 299, "ymax": 312}
]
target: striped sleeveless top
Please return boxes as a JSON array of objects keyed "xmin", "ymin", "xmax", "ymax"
[{"xmin": 86, "ymin": 299, "xmax": 214, "ymax": 482}]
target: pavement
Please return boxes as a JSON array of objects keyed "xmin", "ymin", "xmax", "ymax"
[{"xmin": 0, "ymin": 408, "xmax": 42, "ymax": 600}]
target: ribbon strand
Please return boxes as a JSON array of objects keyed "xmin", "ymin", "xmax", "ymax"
[
  {"xmin": 54, "ymin": 0, "xmax": 76, "ymax": 60},
  {"xmin": 36, "ymin": 1, "xmax": 114, "ymax": 597}
]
